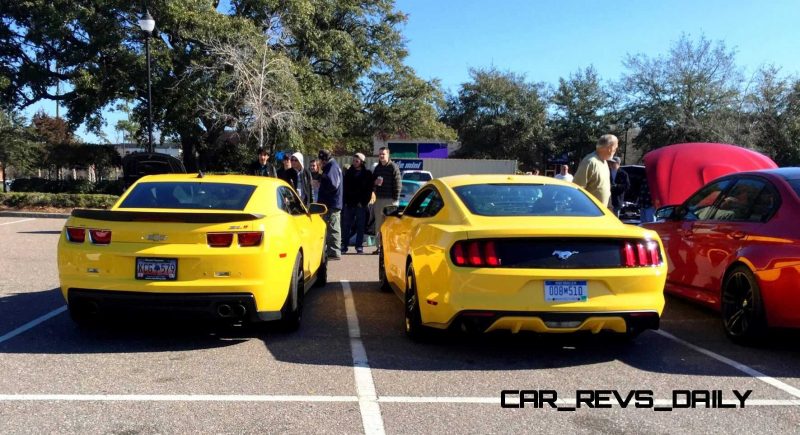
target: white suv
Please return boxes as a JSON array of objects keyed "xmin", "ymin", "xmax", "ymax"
[{"xmin": 401, "ymin": 170, "xmax": 433, "ymax": 182}]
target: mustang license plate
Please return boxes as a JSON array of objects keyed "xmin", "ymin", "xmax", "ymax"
[
  {"xmin": 136, "ymin": 258, "xmax": 178, "ymax": 281},
  {"xmin": 544, "ymin": 280, "xmax": 588, "ymax": 302}
]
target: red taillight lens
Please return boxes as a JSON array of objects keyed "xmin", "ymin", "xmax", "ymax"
[
  {"xmin": 467, "ymin": 241, "xmax": 483, "ymax": 266},
  {"xmin": 207, "ymin": 233, "xmax": 234, "ymax": 247},
  {"xmin": 451, "ymin": 240, "xmax": 502, "ymax": 267},
  {"xmin": 622, "ymin": 240, "xmax": 661, "ymax": 267},
  {"xmin": 89, "ymin": 229, "xmax": 112, "ymax": 245},
  {"xmin": 452, "ymin": 242, "xmax": 466, "ymax": 266},
  {"xmin": 237, "ymin": 231, "xmax": 263, "ymax": 247},
  {"xmin": 622, "ymin": 242, "xmax": 636, "ymax": 267},
  {"xmin": 485, "ymin": 241, "xmax": 500, "ymax": 266},
  {"xmin": 66, "ymin": 227, "xmax": 85, "ymax": 243}
]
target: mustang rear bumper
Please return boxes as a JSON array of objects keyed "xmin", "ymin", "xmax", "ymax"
[
  {"xmin": 67, "ymin": 289, "xmax": 281, "ymax": 322},
  {"xmin": 451, "ymin": 310, "xmax": 660, "ymax": 334}
]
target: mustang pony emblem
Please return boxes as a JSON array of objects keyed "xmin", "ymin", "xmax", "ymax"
[
  {"xmin": 552, "ymin": 250, "xmax": 579, "ymax": 260},
  {"xmin": 145, "ymin": 233, "xmax": 168, "ymax": 242}
]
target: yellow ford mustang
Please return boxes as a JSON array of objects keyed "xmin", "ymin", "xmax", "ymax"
[
  {"xmin": 57, "ymin": 174, "xmax": 327, "ymax": 330},
  {"xmin": 378, "ymin": 175, "xmax": 667, "ymax": 340}
]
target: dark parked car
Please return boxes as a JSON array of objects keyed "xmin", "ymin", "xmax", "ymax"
[{"xmin": 122, "ymin": 152, "xmax": 186, "ymax": 189}]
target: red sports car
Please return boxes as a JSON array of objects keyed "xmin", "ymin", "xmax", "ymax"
[{"xmin": 644, "ymin": 168, "xmax": 800, "ymax": 342}]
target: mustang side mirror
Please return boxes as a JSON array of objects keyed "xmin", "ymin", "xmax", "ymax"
[
  {"xmin": 383, "ymin": 205, "xmax": 404, "ymax": 217},
  {"xmin": 308, "ymin": 203, "xmax": 327, "ymax": 215}
]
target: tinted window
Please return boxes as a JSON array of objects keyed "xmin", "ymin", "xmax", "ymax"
[
  {"xmin": 789, "ymin": 180, "xmax": 800, "ymax": 198},
  {"xmin": 278, "ymin": 187, "xmax": 307, "ymax": 216},
  {"xmin": 681, "ymin": 179, "xmax": 732, "ymax": 221},
  {"xmin": 748, "ymin": 185, "xmax": 780, "ymax": 222},
  {"xmin": 711, "ymin": 178, "xmax": 767, "ymax": 221},
  {"xmin": 404, "ymin": 188, "xmax": 443, "ymax": 218},
  {"xmin": 401, "ymin": 182, "xmax": 423, "ymax": 197},
  {"xmin": 453, "ymin": 184, "xmax": 603, "ymax": 217},
  {"xmin": 403, "ymin": 172, "xmax": 432, "ymax": 182},
  {"xmin": 119, "ymin": 182, "xmax": 255, "ymax": 210}
]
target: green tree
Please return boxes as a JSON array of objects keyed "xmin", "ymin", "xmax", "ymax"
[
  {"xmin": 619, "ymin": 34, "xmax": 745, "ymax": 152},
  {"xmin": 550, "ymin": 66, "xmax": 618, "ymax": 165},
  {"xmin": 747, "ymin": 67, "xmax": 800, "ymax": 166},
  {"xmin": 0, "ymin": 110, "xmax": 39, "ymax": 190},
  {"xmin": 443, "ymin": 68, "xmax": 548, "ymax": 169}
]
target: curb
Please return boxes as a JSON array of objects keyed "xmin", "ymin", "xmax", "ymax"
[{"xmin": 0, "ymin": 210, "xmax": 71, "ymax": 219}]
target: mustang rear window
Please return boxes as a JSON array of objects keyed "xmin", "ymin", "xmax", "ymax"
[
  {"xmin": 453, "ymin": 184, "xmax": 604, "ymax": 217},
  {"xmin": 119, "ymin": 182, "xmax": 256, "ymax": 210}
]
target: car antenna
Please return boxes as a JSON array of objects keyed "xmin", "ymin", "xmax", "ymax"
[{"xmin": 197, "ymin": 170, "xmax": 204, "ymax": 178}]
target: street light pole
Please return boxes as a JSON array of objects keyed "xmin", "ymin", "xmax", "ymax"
[{"xmin": 138, "ymin": 10, "xmax": 155, "ymax": 154}]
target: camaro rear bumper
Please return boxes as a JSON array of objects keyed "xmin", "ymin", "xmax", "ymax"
[
  {"xmin": 451, "ymin": 310, "xmax": 660, "ymax": 334},
  {"xmin": 67, "ymin": 289, "xmax": 281, "ymax": 322}
]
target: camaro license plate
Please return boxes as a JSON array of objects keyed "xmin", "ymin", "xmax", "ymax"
[
  {"xmin": 544, "ymin": 280, "xmax": 588, "ymax": 302},
  {"xmin": 136, "ymin": 258, "xmax": 177, "ymax": 281}
]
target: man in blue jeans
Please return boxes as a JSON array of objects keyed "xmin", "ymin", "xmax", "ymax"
[
  {"xmin": 341, "ymin": 153, "xmax": 373, "ymax": 254},
  {"xmin": 316, "ymin": 149, "xmax": 343, "ymax": 259}
]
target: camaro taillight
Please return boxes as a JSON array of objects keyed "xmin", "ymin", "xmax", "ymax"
[
  {"xmin": 89, "ymin": 229, "xmax": 112, "ymax": 245},
  {"xmin": 451, "ymin": 240, "xmax": 502, "ymax": 267},
  {"xmin": 66, "ymin": 227, "xmax": 85, "ymax": 243},
  {"xmin": 237, "ymin": 231, "xmax": 263, "ymax": 247},
  {"xmin": 622, "ymin": 241, "xmax": 661, "ymax": 267},
  {"xmin": 207, "ymin": 233, "xmax": 234, "ymax": 247}
]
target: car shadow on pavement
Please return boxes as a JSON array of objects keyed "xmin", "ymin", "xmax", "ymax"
[{"xmin": 16, "ymin": 230, "xmax": 62, "ymax": 235}]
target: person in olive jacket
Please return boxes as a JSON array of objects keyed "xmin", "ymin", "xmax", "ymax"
[{"xmin": 341, "ymin": 153, "xmax": 373, "ymax": 254}]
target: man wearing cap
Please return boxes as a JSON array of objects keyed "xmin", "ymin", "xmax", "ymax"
[
  {"xmin": 341, "ymin": 152, "xmax": 374, "ymax": 254},
  {"xmin": 574, "ymin": 134, "xmax": 618, "ymax": 209},
  {"xmin": 608, "ymin": 156, "xmax": 630, "ymax": 216},
  {"xmin": 248, "ymin": 147, "xmax": 277, "ymax": 177},
  {"xmin": 277, "ymin": 152, "xmax": 294, "ymax": 186},
  {"xmin": 316, "ymin": 149, "xmax": 344, "ymax": 259}
]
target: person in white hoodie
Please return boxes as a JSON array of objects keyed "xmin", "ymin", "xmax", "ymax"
[{"xmin": 289, "ymin": 151, "xmax": 313, "ymax": 208}]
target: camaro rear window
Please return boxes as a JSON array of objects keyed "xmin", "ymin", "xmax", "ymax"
[
  {"xmin": 119, "ymin": 182, "xmax": 256, "ymax": 210},
  {"xmin": 454, "ymin": 184, "xmax": 604, "ymax": 217}
]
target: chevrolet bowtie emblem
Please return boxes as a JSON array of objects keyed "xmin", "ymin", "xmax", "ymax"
[
  {"xmin": 145, "ymin": 233, "xmax": 168, "ymax": 242},
  {"xmin": 552, "ymin": 250, "xmax": 578, "ymax": 260}
]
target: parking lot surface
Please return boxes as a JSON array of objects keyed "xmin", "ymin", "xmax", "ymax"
[{"xmin": 1, "ymin": 216, "xmax": 799, "ymax": 433}]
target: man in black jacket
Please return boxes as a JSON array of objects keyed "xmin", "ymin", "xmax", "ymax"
[
  {"xmin": 608, "ymin": 157, "xmax": 630, "ymax": 216},
  {"xmin": 372, "ymin": 147, "xmax": 402, "ymax": 249},
  {"xmin": 316, "ymin": 149, "xmax": 344, "ymax": 259},
  {"xmin": 248, "ymin": 147, "xmax": 276, "ymax": 177},
  {"xmin": 289, "ymin": 152, "xmax": 312, "ymax": 208},
  {"xmin": 341, "ymin": 153, "xmax": 373, "ymax": 254}
]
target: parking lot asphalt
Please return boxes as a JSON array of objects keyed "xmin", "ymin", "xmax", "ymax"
[{"xmin": 1, "ymin": 216, "xmax": 799, "ymax": 434}]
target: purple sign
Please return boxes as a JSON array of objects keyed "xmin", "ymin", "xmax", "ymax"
[{"xmin": 418, "ymin": 143, "xmax": 448, "ymax": 158}]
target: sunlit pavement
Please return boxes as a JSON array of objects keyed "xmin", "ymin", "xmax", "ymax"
[{"xmin": 1, "ymin": 216, "xmax": 799, "ymax": 433}]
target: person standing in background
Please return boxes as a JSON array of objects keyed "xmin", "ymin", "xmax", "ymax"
[
  {"xmin": 372, "ymin": 147, "xmax": 401, "ymax": 250},
  {"xmin": 574, "ymin": 134, "xmax": 618, "ymax": 209},
  {"xmin": 309, "ymin": 159, "xmax": 322, "ymax": 202},
  {"xmin": 608, "ymin": 156, "xmax": 630, "ymax": 216},
  {"xmin": 289, "ymin": 152, "xmax": 312, "ymax": 208},
  {"xmin": 341, "ymin": 153, "xmax": 373, "ymax": 254},
  {"xmin": 248, "ymin": 147, "xmax": 277, "ymax": 177},
  {"xmin": 554, "ymin": 164, "xmax": 573, "ymax": 182},
  {"xmin": 316, "ymin": 149, "xmax": 343, "ymax": 260}
]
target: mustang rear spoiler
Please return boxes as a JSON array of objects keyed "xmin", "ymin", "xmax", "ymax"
[{"xmin": 71, "ymin": 209, "xmax": 265, "ymax": 223}]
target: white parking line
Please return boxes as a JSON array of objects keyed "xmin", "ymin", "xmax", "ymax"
[
  {"xmin": 0, "ymin": 218, "xmax": 35, "ymax": 226},
  {"xmin": 342, "ymin": 280, "xmax": 386, "ymax": 435},
  {"xmin": 0, "ymin": 306, "xmax": 67, "ymax": 345},
  {"xmin": 655, "ymin": 329, "xmax": 800, "ymax": 399}
]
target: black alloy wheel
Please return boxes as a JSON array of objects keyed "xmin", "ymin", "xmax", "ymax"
[
  {"xmin": 721, "ymin": 265, "xmax": 765, "ymax": 344},
  {"xmin": 378, "ymin": 244, "xmax": 391, "ymax": 292},
  {"xmin": 279, "ymin": 253, "xmax": 305, "ymax": 331},
  {"xmin": 404, "ymin": 264, "xmax": 429, "ymax": 340}
]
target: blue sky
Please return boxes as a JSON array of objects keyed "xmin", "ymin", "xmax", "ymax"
[{"xmin": 28, "ymin": 0, "xmax": 800, "ymax": 142}]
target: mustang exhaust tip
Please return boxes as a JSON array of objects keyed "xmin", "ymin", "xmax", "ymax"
[
  {"xmin": 216, "ymin": 304, "xmax": 233, "ymax": 318},
  {"xmin": 233, "ymin": 304, "xmax": 247, "ymax": 317}
]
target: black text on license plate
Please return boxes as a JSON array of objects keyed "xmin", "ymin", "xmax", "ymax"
[
  {"xmin": 544, "ymin": 280, "xmax": 588, "ymax": 302},
  {"xmin": 136, "ymin": 258, "xmax": 178, "ymax": 281}
]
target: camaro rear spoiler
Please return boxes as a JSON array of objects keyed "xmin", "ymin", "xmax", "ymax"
[{"xmin": 71, "ymin": 209, "xmax": 265, "ymax": 223}]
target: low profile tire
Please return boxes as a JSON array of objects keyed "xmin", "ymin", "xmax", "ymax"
[
  {"xmin": 279, "ymin": 254, "xmax": 305, "ymax": 332},
  {"xmin": 722, "ymin": 265, "xmax": 766, "ymax": 344},
  {"xmin": 377, "ymin": 244, "xmax": 391, "ymax": 292},
  {"xmin": 404, "ymin": 264, "xmax": 430, "ymax": 341},
  {"xmin": 313, "ymin": 244, "xmax": 328, "ymax": 288}
]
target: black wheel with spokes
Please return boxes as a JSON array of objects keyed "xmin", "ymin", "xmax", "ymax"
[
  {"xmin": 378, "ymin": 244, "xmax": 391, "ymax": 292},
  {"xmin": 279, "ymin": 253, "xmax": 305, "ymax": 331},
  {"xmin": 721, "ymin": 265, "xmax": 765, "ymax": 344},
  {"xmin": 404, "ymin": 264, "xmax": 430, "ymax": 341}
]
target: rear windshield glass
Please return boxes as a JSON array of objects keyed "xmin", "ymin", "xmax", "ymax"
[
  {"xmin": 453, "ymin": 184, "xmax": 604, "ymax": 217},
  {"xmin": 119, "ymin": 182, "xmax": 256, "ymax": 210},
  {"xmin": 403, "ymin": 172, "xmax": 432, "ymax": 182},
  {"xmin": 789, "ymin": 180, "xmax": 800, "ymax": 198}
]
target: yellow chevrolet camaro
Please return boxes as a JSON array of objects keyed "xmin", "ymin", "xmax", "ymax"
[
  {"xmin": 57, "ymin": 174, "xmax": 327, "ymax": 330},
  {"xmin": 378, "ymin": 175, "xmax": 667, "ymax": 340}
]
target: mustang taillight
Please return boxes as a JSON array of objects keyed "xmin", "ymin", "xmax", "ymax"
[
  {"xmin": 207, "ymin": 233, "xmax": 234, "ymax": 247},
  {"xmin": 66, "ymin": 227, "xmax": 86, "ymax": 243},
  {"xmin": 89, "ymin": 229, "xmax": 112, "ymax": 245},
  {"xmin": 451, "ymin": 240, "xmax": 502, "ymax": 267},
  {"xmin": 237, "ymin": 231, "xmax": 263, "ymax": 247},
  {"xmin": 622, "ymin": 241, "xmax": 661, "ymax": 267}
]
